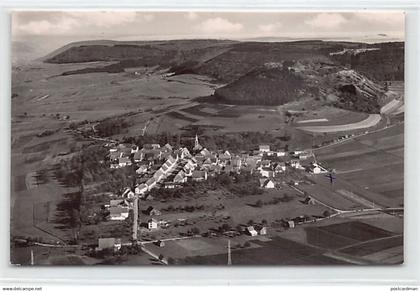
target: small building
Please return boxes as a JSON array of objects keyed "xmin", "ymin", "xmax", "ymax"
[
  {"xmin": 110, "ymin": 151, "xmax": 121, "ymax": 162},
  {"xmin": 145, "ymin": 206, "xmax": 161, "ymax": 216},
  {"xmin": 122, "ymin": 188, "xmax": 135, "ymax": 199},
  {"xmin": 143, "ymin": 144, "xmax": 161, "ymax": 150},
  {"xmin": 145, "ymin": 177, "xmax": 157, "ymax": 190},
  {"xmin": 290, "ymin": 159, "xmax": 303, "ymax": 169},
  {"xmin": 148, "ymin": 218, "xmax": 158, "ymax": 230},
  {"xmin": 308, "ymin": 162, "xmax": 326, "ymax": 174},
  {"xmin": 302, "ymin": 197, "xmax": 316, "ymax": 205},
  {"xmin": 109, "ymin": 206, "xmax": 129, "ymax": 221},
  {"xmin": 260, "ymin": 178, "xmax": 275, "ymax": 189},
  {"xmin": 192, "ymin": 170, "xmax": 208, "ymax": 182},
  {"xmin": 164, "ymin": 182, "xmax": 179, "ymax": 189},
  {"xmin": 118, "ymin": 156, "xmax": 132, "ymax": 168},
  {"xmin": 231, "ymin": 157, "xmax": 242, "ymax": 169},
  {"xmin": 308, "ymin": 163, "xmax": 322, "ymax": 174},
  {"xmin": 260, "ymin": 226, "xmax": 267, "ymax": 235},
  {"xmin": 246, "ymin": 226, "xmax": 258, "ymax": 236},
  {"xmin": 133, "ymin": 151, "xmax": 144, "ymax": 162},
  {"xmin": 136, "ymin": 164, "xmax": 148, "ymax": 175},
  {"xmin": 259, "ymin": 145, "xmax": 270, "ymax": 153},
  {"xmin": 259, "ymin": 226, "xmax": 267, "ymax": 235},
  {"xmin": 131, "ymin": 145, "xmax": 139, "ymax": 154},
  {"xmin": 110, "ymin": 199, "xmax": 124, "ymax": 207},
  {"xmin": 260, "ymin": 167, "xmax": 275, "ymax": 178},
  {"xmin": 155, "ymin": 240, "xmax": 165, "ymax": 247},
  {"xmin": 97, "ymin": 238, "xmax": 122, "ymax": 251},
  {"xmin": 275, "ymin": 163, "xmax": 286, "ymax": 173},
  {"xmin": 287, "ymin": 220, "xmax": 295, "ymax": 229},
  {"xmin": 200, "ymin": 148, "xmax": 212, "ymax": 158},
  {"xmin": 135, "ymin": 183, "xmax": 148, "ymax": 196},
  {"xmin": 162, "ymin": 143, "xmax": 173, "ymax": 153},
  {"xmin": 173, "ymin": 170, "xmax": 187, "ymax": 184},
  {"xmin": 153, "ymin": 169, "xmax": 165, "ymax": 182},
  {"xmin": 260, "ymin": 159, "xmax": 271, "ymax": 168},
  {"xmin": 299, "ymin": 153, "xmax": 311, "ymax": 160}
]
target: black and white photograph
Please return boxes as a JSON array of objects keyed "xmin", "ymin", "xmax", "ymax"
[{"xmin": 10, "ymin": 10, "xmax": 405, "ymax": 266}]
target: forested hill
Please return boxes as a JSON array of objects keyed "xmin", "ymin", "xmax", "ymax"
[{"xmin": 44, "ymin": 40, "xmax": 404, "ymax": 82}]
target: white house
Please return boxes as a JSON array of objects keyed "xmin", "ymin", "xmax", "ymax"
[
  {"xmin": 290, "ymin": 160, "xmax": 303, "ymax": 169},
  {"xmin": 131, "ymin": 145, "xmax": 139, "ymax": 154},
  {"xmin": 259, "ymin": 145, "xmax": 270, "ymax": 153},
  {"xmin": 148, "ymin": 218, "xmax": 158, "ymax": 230},
  {"xmin": 275, "ymin": 163, "xmax": 286, "ymax": 173},
  {"xmin": 246, "ymin": 226, "xmax": 258, "ymax": 236},
  {"xmin": 308, "ymin": 163, "xmax": 326, "ymax": 174},
  {"xmin": 259, "ymin": 226, "xmax": 267, "ymax": 235},
  {"xmin": 260, "ymin": 178, "xmax": 275, "ymax": 189}
]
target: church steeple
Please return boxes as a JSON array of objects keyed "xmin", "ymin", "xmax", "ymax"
[
  {"xmin": 195, "ymin": 134, "xmax": 199, "ymax": 148},
  {"xmin": 193, "ymin": 134, "xmax": 203, "ymax": 151}
]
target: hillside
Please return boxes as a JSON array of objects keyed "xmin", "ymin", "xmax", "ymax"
[
  {"xmin": 212, "ymin": 65, "xmax": 307, "ymax": 105},
  {"xmin": 212, "ymin": 60, "xmax": 386, "ymax": 113},
  {"xmin": 43, "ymin": 39, "xmax": 402, "ymax": 113},
  {"xmin": 329, "ymin": 42, "xmax": 404, "ymax": 81},
  {"xmin": 45, "ymin": 40, "xmax": 404, "ymax": 81}
]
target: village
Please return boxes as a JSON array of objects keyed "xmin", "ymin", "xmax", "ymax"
[{"xmin": 95, "ymin": 134, "xmax": 331, "ymax": 254}]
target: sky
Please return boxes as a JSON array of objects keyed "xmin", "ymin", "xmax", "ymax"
[{"xmin": 11, "ymin": 11, "xmax": 405, "ymax": 61}]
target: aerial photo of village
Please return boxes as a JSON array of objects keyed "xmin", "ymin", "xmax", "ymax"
[{"xmin": 10, "ymin": 11, "xmax": 404, "ymax": 265}]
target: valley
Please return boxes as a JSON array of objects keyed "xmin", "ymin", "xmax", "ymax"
[{"xmin": 10, "ymin": 38, "xmax": 404, "ymax": 266}]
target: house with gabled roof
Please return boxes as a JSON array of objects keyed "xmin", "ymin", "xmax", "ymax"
[
  {"xmin": 162, "ymin": 143, "xmax": 173, "ymax": 152},
  {"xmin": 260, "ymin": 159, "xmax": 271, "ymax": 168},
  {"xmin": 118, "ymin": 156, "xmax": 132, "ymax": 167},
  {"xmin": 122, "ymin": 188, "xmax": 135, "ymax": 199},
  {"xmin": 246, "ymin": 226, "xmax": 258, "ymax": 236},
  {"xmin": 179, "ymin": 147, "xmax": 192, "ymax": 159},
  {"xmin": 173, "ymin": 170, "xmax": 187, "ymax": 184},
  {"xmin": 133, "ymin": 150, "xmax": 144, "ymax": 162},
  {"xmin": 259, "ymin": 178, "xmax": 275, "ymax": 189},
  {"xmin": 259, "ymin": 145, "xmax": 270, "ymax": 153},
  {"xmin": 146, "ymin": 177, "xmax": 157, "ymax": 189},
  {"xmin": 275, "ymin": 162, "xmax": 286, "ymax": 173},
  {"xmin": 200, "ymin": 148, "xmax": 212, "ymax": 158},
  {"xmin": 109, "ymin": 206, "xmax": 129, "ymax": 221},
  {"xmin": 135, "ymin": 183, "xmax": 148, "ymax": 195},
  {"xmin": 192, "ymin": 170, "xmax": 208, "ymax": 182},
  {"xmin": 148, "ymin": 218, "xmax": 158, "ymax": 230},
  {"xmin": 145, "ymin": 206, "xmax": 161, "ymax": 216},
  {"xmin": 260, "ymin": 167, "xmax": 275, "ymax": 178},
  {"xmin": 136, "ymin": 164, "xmax": 148, "ymax": 175},
  {"xmin": 231, "ymin": 157, "xmax": 242, "ymax": 169}
]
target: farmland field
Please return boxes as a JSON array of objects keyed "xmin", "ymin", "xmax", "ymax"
[
  {"xmin": 314, "ymin": 123, "xmax": 404, "ymax": 208},
  {"xmin": 180, "ymin": 236, "xmax": 348, "ymax": 265}
]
